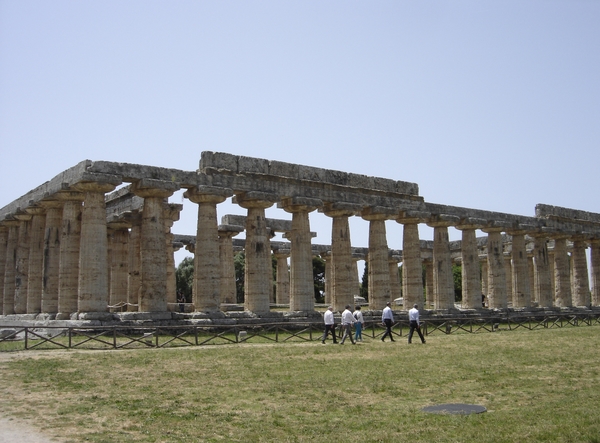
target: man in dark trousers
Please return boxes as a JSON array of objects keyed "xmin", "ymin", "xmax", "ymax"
[
  {"xmin": 321, "ymin": 306, "xmax": 337, "ymax": 344},
  {"xmin": 381, "ymin": 302, "xmax": 395, "ymax": 342},
  {"xmin": 408, "ymin": 303, "xmax": 426, "ymax": 344}
]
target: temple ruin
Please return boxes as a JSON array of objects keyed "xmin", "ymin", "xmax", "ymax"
[{"xmin": 1, "ymin": 151, "xmax": 599, "ymax": 324}]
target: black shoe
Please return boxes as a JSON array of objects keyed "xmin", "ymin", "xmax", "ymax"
[
  {"xmin": 321, "ymin": 341, "xmax": 325, "ymax": 344},
  {"xmin": 381, "ymin": 337, "xmax": 385, "ymax": 342},
  {"xmin": 408, "ymin": 341, "xmax": 412, "ymax": 344}
]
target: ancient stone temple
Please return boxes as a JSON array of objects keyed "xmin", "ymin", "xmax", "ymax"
[{"xmin": 1, "ymin": 152, "xmax": 599, "ymax": 321}]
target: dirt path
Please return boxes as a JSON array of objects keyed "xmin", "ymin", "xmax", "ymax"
[
  {"xmin": 0, "ymin": 416, "xmax": 64, "ymax": 443},
  {"xmin": 0, "ymin": 350, "xmax": 67, "ymax": 442}
]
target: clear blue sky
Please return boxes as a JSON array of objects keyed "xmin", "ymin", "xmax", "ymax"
[{"xmin": 1, "ymin": 1, "xmax": 599, "ymax": 265}]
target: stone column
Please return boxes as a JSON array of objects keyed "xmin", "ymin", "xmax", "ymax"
[
  {"xmin": 531, "ymin": 234, "xmax": 552, "ymax": 308},
  {"xmin": 321, "ymin": 251, "xmax": 332, "ymax": 305},
  {"xmin": 127, "ymin": 211, "xmax": 142, "ymax": 311},
  {"xmin": 185, "ymin": 186, "xmax": 231, "ymax": 312},
  {"xmin": 528, "ymin": 251, "xmax": 535, "ymax": 305},
  {"xmin": 548, "ymin": 247, "xmax": 556, "ymax": 297},
  {"xmin": 552, "ymin": 235, "xmax": 572, "ymax": 307},
  {"xmin": 107, "ymin": 223, "xmax": 129, "ymax": 310},
  {"xmin": 236, "ymin": 192, "xmax": 277, "ymax": 314},
  {"xmin": 73, "ymin": 178, "xmax": 119, "ymax": 313},
  {"xmin": 398, "ymin": 216, "xmax": 425, "ymax": 310},
  {"xmin": 283, "ymin": 197, "xmax": 322, "ymax": 312},
  {"xmin": 388, "ymin": 254, "xmax": 402, "ymax": 303},
  {"xmin": 56, "ymin": 195, "xmax": 82, "ymax": 317},
  {"xmin": 362, "ymin": 207, "xmax": 395, "ymax": 310},
  {"xmin": 2, "ymin": 221, "xmax": 19, "ymax": 315},
  {"xmin": 164, "ymin": 204, "xmax": 182, "ymax": 306},
  {"xmin": 0, "ymin": 226, "xmax": 7, "ymax": 314},
  {"xmin": 455, "ymin": 223, "xmax": 483, "ymax": 309},
  {"xmin": 218, "ymin": 225, "xmax": 243, "ymax": 305},
  {"xmin": 25, "ymin": 207, "xmax": 46, "ymax": 314},
  {"xmin": 482, "ymin": 227, "xmax": 507, "ymax": 309},
  {"xmin": 14, "ymin": 214, "xmax": 31, "ymax": 314},
  {"xmin": 571, "ymin": 235, "xmax": 590, "ymax": 307},
  {"xmin": 591, "ymin": 238, "xmax": 600, "ymax": 307},
  {"xmin": 427, "ymin": 217, "xmax": 458, "ymax": 310},
  {"xmin": 41, "ymin": 201, "xmax": 63, "ymax": 314},
  {"xmin": 508, "ymin": 231, "xmax": 531, "ymax": 308},
  {"xmin": 423, "ymin": 257, "xmax": 434, "ymax": 309},
  {"xmin": 132, "ymin": 179, "xmax": 178, "ymax": 312},
  {"xmin": 480, "ymin": 256, "xmax": 488, "ymax": 301},
  {"xmin": 504, "ymin": 254, "xmax": 513, "ymax": 305},
  {"xmin": 351, "ymin": 254, "xmax": 363, "ymax": 298},
  {"xmin": 273, "ymin": 249, "xmax": 290, "ymax": 305},
  {"xmin": 323, "ymin": 203, "xmax": 360, "ymax": 312}
]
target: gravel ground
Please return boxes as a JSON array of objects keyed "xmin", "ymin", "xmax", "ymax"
[{"xmin": 0, "ymin": 416, "xmax": 64, "ymax": 443}]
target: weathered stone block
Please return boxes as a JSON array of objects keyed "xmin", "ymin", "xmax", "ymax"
[
  {"xmin": 269, "ymin": 160, "xmax": 299, "ymax": 179},
  {"xmin": 298, "ymin": 165, "xmax": 327, "ymax": 182},
  {"xmin": 239, "ymin": 156, "xmax": 269, "ymax": 174},
  {"xmin": 200, "ymin": 151, "xmax": 239, "ymax": 173}
]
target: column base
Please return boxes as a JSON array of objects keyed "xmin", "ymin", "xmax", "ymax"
[{"xmin": 77, "ymin": 312, "xmax": 117, "ymax": 321}]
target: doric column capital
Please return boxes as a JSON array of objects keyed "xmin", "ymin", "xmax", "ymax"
[
  {"xmin": 163, "ymin": 203, "xmax": 183, "ymax": 226},
  {"xmin": 322, "ymin": 202, "xmax": 362, "ymax": 218},
  {"xmin": 73, "ymin": 174, "xmax": 120, "ymax": 194},
  {"xmin": 455, "ymin": 217, "xmax": 487, "ymax": 231},
  {"xmin": 131, "ymin": 179, "xmax": 178, "ymax": 199},
  {"xmin": 107, "ymin": 218, "xmax": 132, "ymax": 231},
  {"xmin": 426, "ymin": 214, "xmax": 460, "ymax": 228},
  {"xmin": 281, "ymin": 196, "xmax": 323, "ymax": 213},
  {"xmin": 234, "ymin": 191, "xmax": 278, "ymax": 209},
  {"xmin": 24, "ymin": 206, "xmax": 46, "ymax": 216},
  {"xmin": 217, "ymin": 224, "xmax": 244, "ymax": 239},
  {"xmin": 54, "ymin": 191, "xmax": 85, "ymax": 202},
  {"xmin": 184, "ymin": 186, "xmax": 232, "ymax": 204},
  {"xmin": 397, "ymin": 210, "xmax": 429, "ymax": 224},
  {"xmin": 13, "ymin": 213, "xmax": 32, "ymax": 222},
  {"xmin": 319, "ymin": 250, "xmax": 332, "ymax": 260},
  {"xmin": 361, "ymin": 206, "xmax": 398, "ymax": 221},
  {"xmin": 273, "ymin": 249, "xmax": 291, "ymax": 258},
  {"xmin": 352, "ymin": 252, "xmax": 366, "ymax": 261},
  {"xmin": 38, "ymin": 200, "xmax": 63, "ymax": 210}
]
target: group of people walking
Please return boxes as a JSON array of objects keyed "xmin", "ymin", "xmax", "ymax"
[{"xmin": 321, "ymin": 302, "xmax": 426, "ymax": 345}]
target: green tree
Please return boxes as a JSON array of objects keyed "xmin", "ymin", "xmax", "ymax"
[
  {"xmin": 234, "ymin": 252, "xmax": 245, "ymax": 303},
  {"xmin": 312, "ymin": 256, "xmax": 325, "ymax": 303},
  {"xmin": 453, "ymin": 263, "xmax": 462, "ymax": 302},
  {"xmin": 360, "ymin": 262, "xmax": 369, "ymax": 300},
  {"xmin": 175, "ymin": 257, "xmax": 194, "ymax": 302}
]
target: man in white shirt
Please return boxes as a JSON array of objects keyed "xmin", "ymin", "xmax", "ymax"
[
  {"xmin": 340, "ymin": 305, "xmax": 356, "ymax": 345},
  {"xmin": 321, "ymin": 306, "xmax": 337, "ymax": 344},
  {"xmin": 381, "ymin": 302, "xmax": 395, "ymax": 342},
  {"xmin": 408, "ymin": 303, "xmax": 426, "ymax": 344}
]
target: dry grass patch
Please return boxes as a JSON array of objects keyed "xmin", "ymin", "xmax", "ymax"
[{"xmin": 1, "ymin": 327, "xmax": 599, "ymax": 442}]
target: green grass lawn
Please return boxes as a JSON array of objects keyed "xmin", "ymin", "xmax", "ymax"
[{"xmin": 0, "ymin": 326, "xmax": 599, "ymax": 443}]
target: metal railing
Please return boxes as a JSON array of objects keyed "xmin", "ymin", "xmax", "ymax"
[{"xmin": 1, "ymin": 312, "xmax": 599, "ymax": 352}]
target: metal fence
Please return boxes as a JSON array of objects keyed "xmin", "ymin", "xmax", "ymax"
[{"xmin": 1, "ymin": 312, "xmax": 599, "ymax": 351}]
